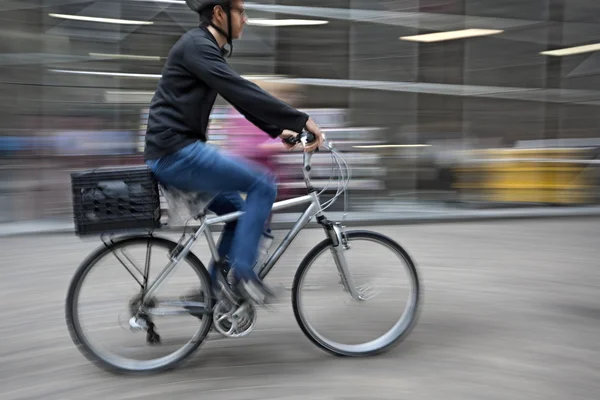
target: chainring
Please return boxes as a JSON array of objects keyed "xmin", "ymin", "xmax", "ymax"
[{"xmin": 212, "ymin": 300, "xmax": 257, "ymax": 338}]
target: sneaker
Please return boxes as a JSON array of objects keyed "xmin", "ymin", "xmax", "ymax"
[{"xmin": 238, "ymin": 278, "xmax": 277, "ymax": 306}]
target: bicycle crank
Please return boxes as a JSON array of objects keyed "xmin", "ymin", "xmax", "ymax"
[{"xmin": 212, "ymin": 300, "xmax": 257, "ymax": 338}]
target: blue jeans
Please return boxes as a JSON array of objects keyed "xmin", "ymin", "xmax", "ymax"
[{"xmin": 146, "ymin": 141, "xmax": 277, "ymax": 281}]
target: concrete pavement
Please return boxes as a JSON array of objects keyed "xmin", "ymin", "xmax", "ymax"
[{"xmin": 1, "ymin": 218, "xmax": 599, "ymax": 399}]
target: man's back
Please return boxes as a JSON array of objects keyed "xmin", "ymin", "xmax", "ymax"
[
  {"xmin": 145, "ymin": 23, "xmax": 310, "ymax": 163},
  {"xmin": 144, "ymin": 27, "xmax": 220, "ymax": 161}
]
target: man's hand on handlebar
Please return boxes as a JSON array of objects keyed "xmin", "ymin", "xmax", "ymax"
[
  {"xmin": 278, "ymin": 117, "xmax": 324, "ymax": 152},
  {"xmin": 303, "ymin": 117, "xmax": 324, "ymax": 152}
]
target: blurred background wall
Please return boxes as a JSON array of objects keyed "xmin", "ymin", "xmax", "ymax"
[{"xmin": 1, "ymin": 0, "xmax": 600, "ymax": 223}]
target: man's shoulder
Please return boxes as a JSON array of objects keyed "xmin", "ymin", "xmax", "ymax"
[
  {"xmin": 183, "ymin": 27, "xmax": 214, "ymax": 45},
  {"xmin": 175, "ymin": 28, "xmax": 219, "ymax": 55}
]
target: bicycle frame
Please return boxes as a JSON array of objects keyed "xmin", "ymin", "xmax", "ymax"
[{"xmin": 141, "ymin": 147, "xmax": 363, "ymax": 310}]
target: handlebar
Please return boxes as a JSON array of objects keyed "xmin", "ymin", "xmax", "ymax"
[
  {"xmin": 281, "ymin": 129, "xmax": 348, "ymax": 211},
  {"xmin": 283, "ymin": 130, "xmax": 318, "ymax": 149}
]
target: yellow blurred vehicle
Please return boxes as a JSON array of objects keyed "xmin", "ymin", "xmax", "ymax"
[{"xmin": 454, "ymin": 147, "xmax": 597, "ymax": 205}]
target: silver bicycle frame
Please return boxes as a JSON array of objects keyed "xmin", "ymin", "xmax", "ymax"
[{"xmin": 142, "ymin": 149, "xmax": 362, "ymax": 304}]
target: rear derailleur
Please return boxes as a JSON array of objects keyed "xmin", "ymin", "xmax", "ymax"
[{"xmin": 128, "ymin": 294, "xmax": 161, "ymax": 345}]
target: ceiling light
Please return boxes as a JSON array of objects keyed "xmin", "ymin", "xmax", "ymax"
[
  {"xmin": 48, "ymin": 13, "xmax": 154, "ymax": 25},
  {"xmin": 400, "ymin": 29, "xmax": 503, "ymax": 43},
  {"xmin": 140, "ymin": 0, "xmax": 185, "ymax": 3},
  {"xmin": 353, "ymin": 144, "xmax": 431, "ymax": 149},
  {"xmin": 541, "ymin": 43, "xmax": 600, "ymax": 57},
  {"xmin": 240, "ymin": 74, "xmax": 287, "ymax": 80},
  {"xmin": 106, "ymin": 90, "xmax": 155, "ymax": 95},
  {"xmin": 247, "ymin": 19, "xmax": 329, "ymax": 27},
  {"xmin": 89, "ymin": 53, "xmax": 161, "ymax": 61},
  {"xmin": 49, "ymin": 69, "xmax": 161, "ymax": 78},
  {"xmin": 132, "ymin": 0, "xmax": 185, "ymax": 3},
  {"xmin": 52, "ymin": 70, "xmax": 286, "ymax": 80}
]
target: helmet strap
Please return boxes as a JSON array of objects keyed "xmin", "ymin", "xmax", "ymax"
[
  {"xmin": 225, "ymin": 6, "xmax": 233, "ymax": 57},
  {"xmin": 200, "ymin": 5, "xmax": 233, "ymax": 58}
]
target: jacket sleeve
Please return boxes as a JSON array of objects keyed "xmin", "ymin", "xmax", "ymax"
[
  {"xmin": 184, "ymin": 36, "xmax": 309, "ymax": 138},
  {"xmin": 231, "ymin": 103, "xmax": 283, "ymax": 138}
]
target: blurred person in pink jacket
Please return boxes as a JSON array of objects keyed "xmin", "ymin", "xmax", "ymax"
[{"xmin": 227, "ymin": 79, "xmax": 304, "ymax": 207}]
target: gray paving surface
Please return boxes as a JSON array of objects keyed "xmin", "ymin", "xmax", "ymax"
[{"xmin": 1, "ymin": 218, "xmax": 600, "ymax": 399}]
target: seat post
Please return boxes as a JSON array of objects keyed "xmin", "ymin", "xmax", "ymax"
[{"xmin": 202, "ymin": 220, "xmax": 220, "ymax": 263}]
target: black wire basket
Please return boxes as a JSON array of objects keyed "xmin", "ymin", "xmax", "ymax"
[{"xmin": 71, "ymin": 165, "xmax": 162, "ymax": 236}]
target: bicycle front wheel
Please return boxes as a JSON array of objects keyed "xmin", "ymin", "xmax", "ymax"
[
  {"xmin": 292, "ymin": 230, "xmax": 420, "ymax": 357},
  {"xmin": 65, "ymin": 236, "xmax": 213, "ymax": 374}
]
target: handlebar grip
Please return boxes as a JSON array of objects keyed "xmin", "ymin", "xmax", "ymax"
[{"xmin": 283, "ymin": 131, "xmax": 317, "ymax": 146}]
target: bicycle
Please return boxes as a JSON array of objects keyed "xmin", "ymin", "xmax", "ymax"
[{"xmin": 65, "ymin": 131, "xmax": 421, "ymax": 374}]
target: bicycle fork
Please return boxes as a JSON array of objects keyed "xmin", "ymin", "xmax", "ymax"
[{"xmin": 317, "ymin": 215, "xmax": 363, "ymax": 301}]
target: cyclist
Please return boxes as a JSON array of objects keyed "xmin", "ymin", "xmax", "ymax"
[{"xmin": 144, "ymin": 0, "xmax": 324, "ymax": 305}]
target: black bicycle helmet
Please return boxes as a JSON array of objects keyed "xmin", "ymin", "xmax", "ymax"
[{"xmin": 186, "ymin": 0, "xmax": 234, "ymax": 57}]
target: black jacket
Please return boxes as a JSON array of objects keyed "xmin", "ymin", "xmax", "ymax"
[{"xmin": 144, "ymin": 26, "xmax": 309, "ymax": 161}]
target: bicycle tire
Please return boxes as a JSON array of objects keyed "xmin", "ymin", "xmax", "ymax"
[
  {"xmin": 65, "ymin": 235, "xmax": 213, "ymax": 374},
  {"xmin": 292, "ymin": 230, "xmax": 421, "ymax": 357}
]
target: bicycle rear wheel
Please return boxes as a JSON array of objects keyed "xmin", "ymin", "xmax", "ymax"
[
  {"xmin": 65, "ymin": 236, "xmax": 213, "ymax": 374},
  {"xmin": 292, "ymin": 230, "xmax": 420, "ymax": 356}
]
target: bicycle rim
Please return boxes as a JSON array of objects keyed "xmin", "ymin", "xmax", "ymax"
[
  {"xmin": 66, "ymin": 236, "xmax": 213, "ymax": 373},
  {"xmin": 292, "ymin": 230, "xmax": 420, "ymax": 356}
]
